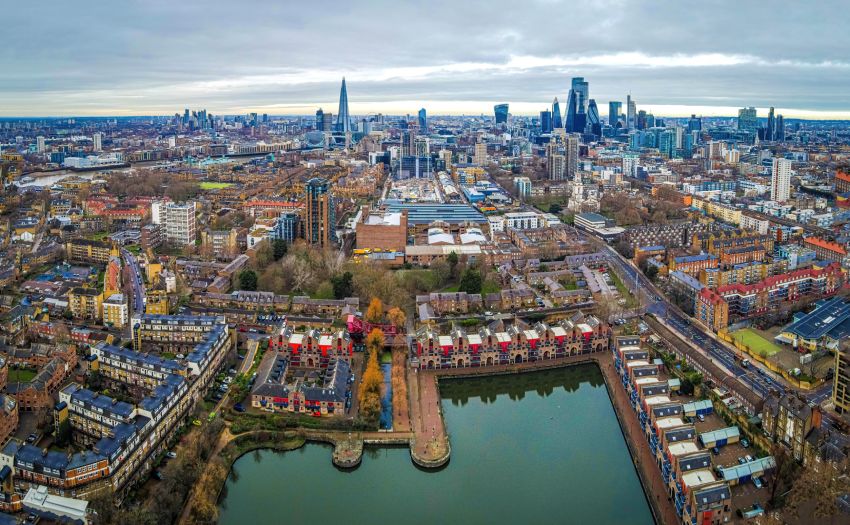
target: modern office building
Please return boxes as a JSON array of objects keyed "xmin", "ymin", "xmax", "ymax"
[
  {"xmin": 608, "ymin": 101, "xmax": 622, "ymax": 128},
  {"xmin": 771, "ymin": 158, "xmax": 791, "ymax": 202},
  {"xmin": 540, "ymin": 110, "xmax": 552, "ymax": 133},
  {"xmin": 494, "ymin": 103, "xmax": 509, "ymax": 124},
  {"xmin": 836, "ymin": 340, "xmax": 850, "ymax": 415},
  {"xmin": 93, "ymin": 132, "xmax": 103, "ymax": 152},
  {"xmin": 418, "ymin": 108, "xmax": 427, "ymax": 131},
  {"xmin": 627, "ymin": 94, "xmax": 636, "ymax": 129},
  {"xmin": 766, "ymin": 106, "xmax": 776, "ymax": 141},
  {"xmin": 565, "ymin": 133, "xmax": 579, "ymax": 181},
  {"xmin": 335, "ymin": 77, "xmax": 350, "ymax": 133},
  {"xmin": 305, "ymin": 177, "xmax": 336, "ymax": 247},
  {"xmin": 552, "ymin": 98, "xmax": 562, "ymax": 129},
  {"xmin": 737, "ymin": 107, "xmax": 757, "ymax": 132}
]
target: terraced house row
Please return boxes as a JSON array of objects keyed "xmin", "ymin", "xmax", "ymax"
[
  {"xmin": 413, "ymin": 312, "xmax": 609, "ymax": 369},
  {"xmin": 0, "ymin": 315, "xmax": 232, "ymax": 503},
  {"xmin": 613, "ymin": 337, "xmax": 776, "ymax": 525}
]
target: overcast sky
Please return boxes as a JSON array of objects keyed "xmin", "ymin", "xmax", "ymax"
[{"xmin": 3, "ymin": 0, "xmax": 849, "ymax": 118}]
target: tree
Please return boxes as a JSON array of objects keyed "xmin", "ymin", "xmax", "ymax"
[
  {"xmin": 239, "ymin": 270, "xmax": 258, "ymax": 291},
  {"xmin": 447, "ymin": 251, "xmax": 460, "ymax": 279},
  {"xmin": 549, "ymin": 202, "xmax": 563, "ymax": 215},
  {"xmin": 785, "ymin": 457, "xmax": 850, "ymax": 519},
  {"xmin": 366, "ymin": 297, "xmax": 384, "ymax": 323},
  {"xmin": 272, "ymin": 238, "xmax": 288, "ymax": 260},
  {"xmin": 331, "ymin": 271, "xmax": 354, "ymax": 299},
  {"xmin": 768, "ymin": 443, "xmax": 797, "ymax": 506},
  {"xmin": 458, "ymin": 267, "xmax": 483, "ymax": 295},
  {"xmin": 366, "ymin": 328, "xmax": 385, "ymax": 354},
  {"xmin": 252, "ymin": 240, "xmax": 274, "ymax": 270},
  {"xmin": 387, "ymin": 307, "xmax": 406, "ymax": 329},
  {"xmin": 358, "ymin": 346, "xmax": 383, "ymax": 426}
]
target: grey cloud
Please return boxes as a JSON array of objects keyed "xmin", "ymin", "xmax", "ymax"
[{"xmin": 1, "ymin": 0, "xmax": 848, "ymax": 116}]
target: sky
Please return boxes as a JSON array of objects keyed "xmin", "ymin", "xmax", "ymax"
[{"xmin": 3, "ymin": 0, "xmax": 850, "ymax": 119}]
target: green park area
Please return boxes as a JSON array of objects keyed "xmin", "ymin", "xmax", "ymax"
[
  {"xmin": 731, "ymin": 328, "xmax": 783, "ymax": 357},
  {"xmin": 8, "ymin": 368, "xmax": 37, "ymax": 383},
  {"xmin": 199, "ymin": 182, "xmax": 234, "ymax": 190}
]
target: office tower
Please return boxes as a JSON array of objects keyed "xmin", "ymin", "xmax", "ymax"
[
  {"xmin": 636, "ymin": 110, "xmax": 647, "ymax": 130},
  {"xmin": 552, "ymin": 98, "xmax": 563, "ymax": 129},
  {"xmin": 626, "ymin": 95, "xmax": 636, "ymax": 129},
  {"xmin": 473, "ymin": 142, "xmax": 487, "ymax": 165},
  {"xmin": 586, "ymin": 100, "xmax": 601, "ymax": 135},
  {"xmin": 571, "ymin": 77, "xmax": 589, "ymax": 114},
  {"xmin": 305, "ymin": 178, "xmax": 336, "ymax": 247},
  {"xmin": 401, "ymin": 129, "xmax": 417, "ymax": 157},
  {"xmin": 36, "ymin": 136, "xmax": 45, "ymax": 153},
  {"xmin": 494, "ymin": 103, "xmax": 509, "ymax": 124},
  {"xmin": 540, "ymin": 110, "xmax": 553, "ymax": 133},
  {"xmin": 776, "ymin": 115, "xmax": 785, "ymax": 141},
  {"xmin": 93, "ymin": 132, "xmax": 102, "ymax": 152},
  {"xmin": 336, "ymin": 77, "xmax": 350, "ymax": 133},
  {"xmin": 322, "ymin": 112, "xmax": 334, "ymax": 132},
  {"xmin": 414, "ymin": 136, "xmax": 430, "ymax": 157},
  {"xmin": 647, "ymin": 114, "xmax": 656, "ymax": 128},
  {"xmin": 565, "ymin": 133, "xmax": 579, "ymax": 181},
  {"xmin": 608, "ymin": 101, "xmax": 622, "ymax": 128},
  {"xmin": 835, "ymin": 341, "xmax": 850, "ymax": 415},
  {"xmin": 737, "ymin": 107, "xmax": 758, "ymax": 132},
  {"xmin": 566, "ymin": 78, "xmax": 588, "ymax": 133},
  {"xmin": 659, "ymin": 130, "xmax": 675, "ymax": 159},
  {"xmin": 771, "ymin": 158, "xmax": 791, "ymax": 202},
  {"xmin": 766, "ymin": 107, "xmax": 775, "ymax": 141},
  {"xmin": 687, "ymin": 115, "xmax": 701, "ymax": 133},
  {"xmin": 418, "ymin": 108, "xmax": 427, "ymax": 131},
  {"xmin": 316, "ymin": 109, "xmax": 324, "ymax": 130}
]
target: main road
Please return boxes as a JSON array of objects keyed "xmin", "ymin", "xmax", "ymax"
[
  {"xmin": 564, "ymin": 225, "xmax": 840, "ymax": 426},
  {"xmin": 121, "ymin": 248, "xmax": 146, "ymax": 315}
]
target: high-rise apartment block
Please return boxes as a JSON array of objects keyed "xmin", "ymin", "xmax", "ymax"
[
  {"xmin": 305, "ymin": 178, "xmax": 336, "ymax": 248},
  {"xmin": 771, "ymin": 158, "xmax": 791, "ymax": 202}
]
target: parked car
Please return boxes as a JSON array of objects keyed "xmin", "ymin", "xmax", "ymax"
[
  {"xmin": 745, "ymin": 455, "xmax": 753, "ymax": 462},
  {"xmin": 741, "ymin": 438, "xmax": 750, "ymax": 448},
  {"xmin": 26, "ymin": 434, "xmax": 38, "ymax": 444},
  {"xmin": 753, "ymin": 477, "xmax": 763, "ymax": 489},
  {"xmin": 738, "ymin": 457, "xmax": 747, "ymax": 465},
  {"xmin": 153, "ymin": 470, "xmax": 164, "ymax": 480},
  {"xmin": 711, "ymin": 447, "xmax": 720, "ymax": 456},
  {"xmin": 166, "ymin": 451, "xmax": 177, "ymax": 459},
  {"xmin": 234, "ymin": 403, "xmax": 246, "ymax": 412},
  {"xmin": 697, "ymin": 414, "xmax": 705, "ymax": 422}
]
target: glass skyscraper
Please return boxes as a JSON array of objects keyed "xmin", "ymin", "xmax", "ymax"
[
  {"xmin": 737, "ymin": 107, "xmax": 758, "ymax": 132},
  {"xmin": 608, "ymin": 101, "xmax": 622, "ymax": 128},
  {"xmin": 336, "ymin": 77, "xmax": 350, "ymax": 133},
  {"xmin": 552, "ymin": 98, "xmax": 562, "ymax": 129},
  {"xmin": 494, "ymin": 103, "xmax": 509, "ymax": 124},
  {"xmin": 418, "ymin": 108, "xmax": 427, "ymax": 131}
]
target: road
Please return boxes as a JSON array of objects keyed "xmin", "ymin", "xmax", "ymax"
[
  {"xmin": 121, "ymin": 248, "xmax": 146, "ymax": 314},
  {"xmin": 594, "ymin": 240, "xmax": 840, "ymax": 428}
]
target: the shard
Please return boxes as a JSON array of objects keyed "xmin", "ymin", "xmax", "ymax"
[{"xmin": 336, "ymin": 77, "xmax": 350, "ymax": 133}]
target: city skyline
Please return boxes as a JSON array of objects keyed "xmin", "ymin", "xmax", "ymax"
[{"xmin": 3, "ymin": 1, "xmax": 850, "ymax": 118}]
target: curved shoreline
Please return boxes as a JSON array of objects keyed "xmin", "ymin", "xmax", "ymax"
[{"xmin": 198, "ymin": 354, "xmax": 674, "ymax": 525}]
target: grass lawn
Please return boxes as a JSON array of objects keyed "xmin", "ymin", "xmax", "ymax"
[
  {"xmin": 8, "ymin": 368, "xmax": 37, "ymax": 383},
  {"xmin": 199, "ymin": 181, "xmax": 234, "ymax": 190},
  {"xmin": 395, "ymin": 269, "xmax": 441, "ymax": 290},
  {"xmin": 607, "ymin": 270, "xmax": 638, "ymax": 308},
  {"xmin": 731, "ymin": 328, "xmax": 783, "ymax": 357}
]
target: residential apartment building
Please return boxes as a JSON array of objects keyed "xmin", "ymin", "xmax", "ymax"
[
  {"xmin": 803, "ymin": 237, "xmax": 848, "ymax": 264},
  {"xmin": 414, "ymin": 314, "xmax": 609, "ymax": 369},
  {"xmin": 154, "ymin": 202, "xmax": 196, "ymax": 247},
  {"xmin": 250, "ymin": 355, "xmax": 351, "ymax": 416},
  {"xmin": 0, "ymin": 395, "xmax": 18, "ymax": 446},
  {"xmin": 762, "ymin": 393, "xmax": 821, "ymax": 462},
  {"xmin": 695, "ymin": 288, "xmax": 729, "ymax": 332},
  {"xmin": 68, "ymin": 288, "xmax": 103, "ymax": 320},
  {"xmin": 65, "ymin": 239, "xmax": 112, "ymax": 265},
  {"xmin": 269, "ymin": 326, "xmax": 353, "ymax": 369},
  {"xmin": 102, "ymin": 293, "xmax": 128, "ymax": 328}
]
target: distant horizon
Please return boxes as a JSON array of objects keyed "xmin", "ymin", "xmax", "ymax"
[{"xmin": 3, "ymin": 104, "xmax": 850, "ymax": 122}]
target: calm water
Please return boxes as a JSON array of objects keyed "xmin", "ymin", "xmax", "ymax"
[{"xmin": 218, "ymin": 364, "xmax": 654, "ymax": 525}]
